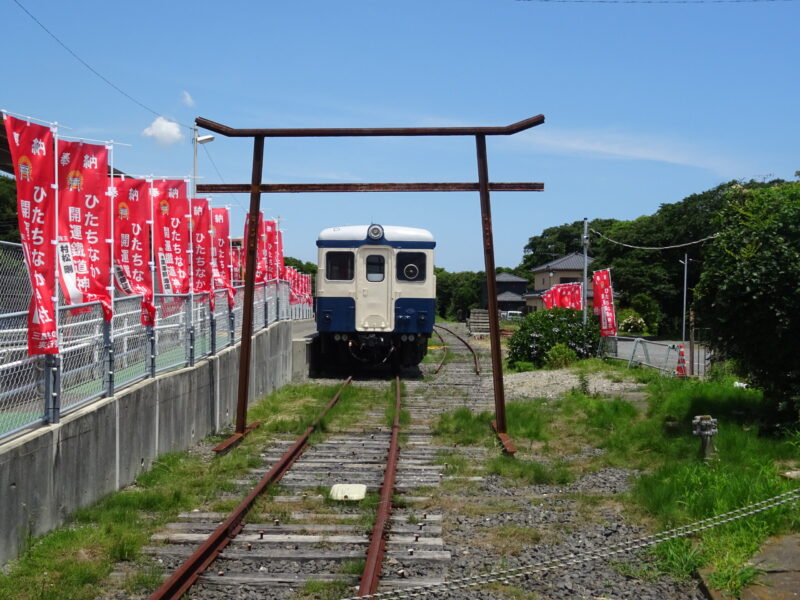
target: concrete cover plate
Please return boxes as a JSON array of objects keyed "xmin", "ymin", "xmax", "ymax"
[{"xmin": 329, "ymin": 484, "xmax": 367, "ymax": 501}]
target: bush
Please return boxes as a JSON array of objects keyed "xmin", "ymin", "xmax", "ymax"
[
  {"xmin": 630, "ymin": 293, "xmax": 661, "ymax": 335},
  {"xmin": 507, "ymin": 308, "xmax": 600, "ymax": 368},
  {"xmin": 618, "ymin": 308, "xmax": 646, "ymax": 334},
  {"xmin": 545, "ymin": 343, "xmax": 577, "ymax": 369}
]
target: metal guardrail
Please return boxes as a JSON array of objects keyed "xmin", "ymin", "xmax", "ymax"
[
  {"xmin": 0, "ymin": 280, "xmax": 312, "ymax": 440},
  {"xmin": 601, "ymin": 336, "xmax": 711, "ymax": 377}
]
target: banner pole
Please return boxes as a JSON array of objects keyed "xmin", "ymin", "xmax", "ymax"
[
  {"xmin": 187, "ymin": 182, "xmax": 195, "ymax": 366},
  {"xmin": 106, "ymin": 143, "xmax": 116, "ymax": 397},
  {"xmin": 49, "ymin": 123, "xmax": 61, "ymax": 424},
  {"xmin": 148, "ymin": 178, "xmax": 157, "ymax": 378}
]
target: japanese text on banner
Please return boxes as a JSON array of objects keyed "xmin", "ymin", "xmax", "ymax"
[
  {"xmin": 4, "ymin": 114, "xmax": 59, "ymax": 354},
  {"xmin": 56, "ymin": 139, "xmax": 112, "ymax": 319}
]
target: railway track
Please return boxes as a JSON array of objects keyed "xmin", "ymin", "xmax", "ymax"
[{"xmin": 143, "ymin": 326, "xmax": 491, "ymax": 599}]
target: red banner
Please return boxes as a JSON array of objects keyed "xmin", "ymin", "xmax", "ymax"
[
  {"xmin": 287, "ymin": 266, "xmax": 298, "ymax": 304},
  {"xmin": 264, "ymin": 219, "xmax": 277, "ymax": 280},
  {"xmin": 4, "ymin": 114, "xmax": 59, "ymax": 354},
  {"xmin": 276, "ymin": 229, "xmax": 285, "ymax": 277},
  {"xmin": 231, "ymin": 245, "xmax": 242, "ymax": 283},
  {"xmin": 592, "ymin": 269, "xmax": 617, "ymax": 337},
  {"xmin": 211, "ymin": 207, "xmax": 235, "ymax": 307},
  {"xmin": 243, "ymin": 212, "xmax": 268, "ymax": 283},
  {"xmin": 152, "ymin": 180, "xmax": 190, "ymax": 295},
  {"xmin": 56, "ymin": 139, "xmax": 112, "ymax": 319},
  {"xmin": 191, "ymin": 199, "xmax": 212, "ymax": 296},
  {"xmin": 543, "ymin": 283, "xmax": 583, "ymax": 310},
  {"xmin": 113, "ymin": 177, "xmax": 155, "ymax": 325}
]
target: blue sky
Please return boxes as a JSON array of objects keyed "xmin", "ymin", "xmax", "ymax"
[{"xmin": 3, "ymin": 0, "xmax": 798, "ymax": 270}]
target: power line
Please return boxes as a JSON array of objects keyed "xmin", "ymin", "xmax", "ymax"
[
  {"xmin": 590, "ymin": 228, "xmax": 718, "ymax": 250},
  {"xmin": 517, "ymin": 0, "xmax": 795, "ymax": 3},
  {"xmin": 201, "ymin": 145, "xmax": 247, "ymax": 214},
  {"xmin": 12, "ymin": 0, "xmax": 192, "ymax": 130}
]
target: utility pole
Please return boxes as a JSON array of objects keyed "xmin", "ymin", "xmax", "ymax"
[
  {"xmin": 582, "ymin": 218, "xmax": 588, "ymax": 324},
  {"xmin": 682, "ymin": 252, "xmax": 688, "ymax": 342}
]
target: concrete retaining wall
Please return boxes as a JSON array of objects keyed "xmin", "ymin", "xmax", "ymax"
[{"xmin": 0, "ymin": 320, "xmax": 294, "ymax": 566}]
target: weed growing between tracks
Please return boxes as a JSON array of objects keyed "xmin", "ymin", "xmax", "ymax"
[
  {"xmin": 430, "ymin": 361, "xmax": 800, "ymax": 598},
  {"xmin": 0, "ymin": 381, "xmax": 387, "ymax": 600}
]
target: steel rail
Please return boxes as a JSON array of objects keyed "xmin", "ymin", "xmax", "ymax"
[
  {"xmin": 433, "ymin": 324, "xmax": 480, "ymax": 375},
  {"xmin": 358, "ymin": 376, "xmax": 403, "ymax": 596},
  {"xmin": 432, "ymin": 328, "xmax": 448, "ymax": 375},
  {"xmin": 148, "ymin": 376, "xmax": 353, "ymax": 600}
]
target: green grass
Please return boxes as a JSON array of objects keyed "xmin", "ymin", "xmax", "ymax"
[
  {"xmin": 433, "ymin": 399, "xmax": 552, "ymax": 447},
  {"xmin": 432, "ymin": 364, "xmax": 800, "ymax": 597},
  {"xmin": 297, "ymin": 579, "xmax": 353, "ymax": 599},
  {"xmin": 487, "ymin": 454, "xmax": 571, "ymax": 485},
  {"xmin": 0, "ymin": 381, "xmax": 387, "ymax": 600}
]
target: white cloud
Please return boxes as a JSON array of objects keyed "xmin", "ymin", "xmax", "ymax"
[
  {"xmin": 181, "ymin": 91, "xmax": 195, "ymax": 107},
  {"xmin": 512, "ymin": 127, "xmax": 743, "ymax": 177},
  {"xmin": 142, "ymin": 117, "xmax": 184, "ymax": 146}
]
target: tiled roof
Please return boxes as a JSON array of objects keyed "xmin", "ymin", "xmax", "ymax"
[
  {"xmin": 495, "ymin": 272, "xmax": 529, "ymax": 283},
  {"xmin": 530, "ymin": 252, "xmax": 594, "ymax": 273},
  {"xmin": 497, "ymin": 291, "xmax": 524, "ymax": 302}
]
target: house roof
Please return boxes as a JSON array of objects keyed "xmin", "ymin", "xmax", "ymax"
[
  {"xmin": 530, "ymin": 252, "xmax": 594, "ymax": 273},
  {"xmin": 497, "ymin": 290, "xmax": 524, "ymax": 302},
  {"xmin": 495, "ymin": 272, "xmax": 528, "ymax": 283}
]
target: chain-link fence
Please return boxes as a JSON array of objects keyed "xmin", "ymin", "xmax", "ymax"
[{"xmin": 0, "ymin": 277, "xmax": 311, "ymax": 440}]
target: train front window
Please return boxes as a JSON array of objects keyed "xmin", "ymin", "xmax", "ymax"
[
  {"xmin": 326, "ymin": 251, "xmax": 354, "ymax": 281},
  {"xmin": 365, "ymin": 255, "xmax": 385, "ymax": 282},
  {"xmin": 397, "ymin": 252, "xmax": 426, "ymax": 282}
]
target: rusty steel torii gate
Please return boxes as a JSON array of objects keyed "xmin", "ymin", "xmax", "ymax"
[{"xmin": 196, "ymin": 114, "xmax": 545, "ymax": 454}]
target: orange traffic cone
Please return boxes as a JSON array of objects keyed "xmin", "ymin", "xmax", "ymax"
[{"xmin": 676, "ymin": 344, "xmax": 687, "ymax": 378}]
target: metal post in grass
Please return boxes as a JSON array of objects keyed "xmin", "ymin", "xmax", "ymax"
[{"xmin": 692, "ymin": 415, "xmax": 718, "ymax": 461}]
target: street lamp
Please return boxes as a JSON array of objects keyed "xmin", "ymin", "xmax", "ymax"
[{"xmin": 193, "ymin": 127, "xmax": 215, "ymax": 197}]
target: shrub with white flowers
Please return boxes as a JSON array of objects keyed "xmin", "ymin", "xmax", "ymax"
[{"xmin": 507, "ymin": 308, "xmax": 600, "ymax": 368}]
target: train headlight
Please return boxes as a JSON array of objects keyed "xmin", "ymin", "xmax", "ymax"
[
  {"xmin": 403, "ymin": 263, "xmax": 419, "ymax": 280},
  {"xmin": 400, "ymin": 334, "xmax": 408, "ymax": 342},
  {"xmin": 367, "ymin": 224, "xmax": 384, "ymax": 240}
]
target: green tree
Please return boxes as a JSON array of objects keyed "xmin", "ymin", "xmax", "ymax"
[
  {"xmin": 283, "ymin": 256, "xmax": 317, "ymax": 277},
  {"xmin": 0, "ymin": 175, "xmax": 19, "ymax": 243},
  {"xmin": 694, "ymin": 181, "xmax": 800, "ymax": 418}
]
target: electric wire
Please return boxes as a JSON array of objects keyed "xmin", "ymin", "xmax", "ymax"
[
  {"xmin": 517, "ymin": 0, "xmax": 796, "ymax": 4},
  {"xmin": 201, "ymin": 145, "xmax": 247, "ymax": 214},
  {"xmin": 590, "ymin": 228, "xmax": 718, "ymax": 250},
  {"xmin": 11, "ymin": 0, "xmax": 192, "ymax": 130}
]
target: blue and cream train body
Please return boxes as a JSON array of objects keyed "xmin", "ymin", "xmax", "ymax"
[{"xmin": 316, "ymin": 224, "xmax": 436, "ymax": 367}]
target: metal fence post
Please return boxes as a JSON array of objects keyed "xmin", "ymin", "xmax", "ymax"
[
  {"xmin": 103, "ymin": 320, "xmax": 115, "ymax": 397},
  {"xmin": 264, "ymin": 283, "xmax": 269, "ymax": 329},
  {"xmin": 627, "ymin": 338, "xmax": 640, "ymax": 368},
  {"xmin": 228, "ymin": 303, "xmax": 235, "ymax": 347},
  {"xmin": 209, "ymin": 299, "xmax": 217, "ymax": 355},
  {"xmin": 186, "ymin": 296, "xmax": 195, "ymax": 366},
  {"xmin": 44, "ymin": 354, "xmax": 61, "ymax": 424},
  {"xmin": 147, "ymin": 325, "xmax": 156, "ymax": 377}
]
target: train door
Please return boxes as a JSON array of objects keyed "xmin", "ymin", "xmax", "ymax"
[{"xmin": 355, "ymin": 247, "xmax": 394, "ymax": 331}]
